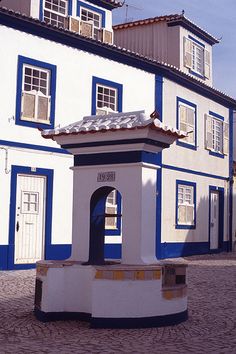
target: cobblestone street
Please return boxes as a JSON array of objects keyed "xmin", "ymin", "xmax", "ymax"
[{"xmin": 0, "ymin": 253, "xmax": 236, "ymax": 353}]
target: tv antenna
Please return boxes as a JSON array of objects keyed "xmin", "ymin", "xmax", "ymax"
[{"xmin": 122, "ymin": 1, "xmax": 142, "ymax": 23}]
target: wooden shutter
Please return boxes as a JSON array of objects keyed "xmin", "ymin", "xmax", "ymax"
[
  {"xmin": 69, "ymin": 17, "xmax": 80, "ymax": 33},
  {"xmin": 21, "ymin": 92, "xmax": 36, "ymax": 119},
  {"xmin": 205, "ymin": 114, "xmax": 213, "ymax": 150},
  {"xmin": 37, "ymin": 95, "xmax": 50, "ymax": 121},
  {"xmin": 204, "ymin": 49, "xmax": 211, "ymax": 79},
  {"xmin": 102, "ymin": 29, "xmax": 113, "ymax": 44},
  {"xmin": 178, "ymin": 205, "xmax": 186, "ymax": 224},
  {"xmin": 184, "ymin": 37, "xmax": 193, "ymax": 69},
  {"xmin": 179, "ymin": 105, "xmax": 187, "ymax": 131},
  {"xmin": 186, "ymin": 205, "xmax": 194, "ymax": 224},
  {"xmin": 80, "ymin": 21, "xmax": 93, "ymax": 38},
  {"xmin": 186, "ymin": 107, "xmax": 195, "ymax": 144},
  {"xmin": 223, "ymin": 121, "xmax": 229, "ymax": 155}
]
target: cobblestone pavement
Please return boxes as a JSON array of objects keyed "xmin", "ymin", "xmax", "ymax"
[{"xmin": 0, "ymin": 253, "xmax": 236, "ymax": 354}]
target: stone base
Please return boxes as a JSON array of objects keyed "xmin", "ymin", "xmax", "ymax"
[{"xmin": 34, "ymin": 260, "xmax": 188, "ymax": 329}]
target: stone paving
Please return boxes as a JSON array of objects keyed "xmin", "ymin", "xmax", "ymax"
[{"xmin": 0, "ymin": 252, "xmax": 236, "ymax": 353}]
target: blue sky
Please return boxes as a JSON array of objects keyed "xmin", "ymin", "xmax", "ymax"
[{"xmin": 112, "ymin": 0, "xmax": 236, "ymax": 98}]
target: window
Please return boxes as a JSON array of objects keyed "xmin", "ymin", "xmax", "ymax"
[
  {"xmin": 184, "ymin": 36, "xmax": 210, "ymax": 79},
  {"xmin": 177, "ymin": 98, "xmax": 197, "ymax": 149},
  {"xmin": 105, "ymin": 190, "xmax": 117, "ymax": 229},
  {"xmin": 16, "ymin": 56, "xmax": 57, "ymax": 129},
  {"xmin": 205, "ymin": 112, "xmax": 228, "ymax": 156},
  {"xmin": 176, "ymin": 181, "xmax": 196, "ymax": 229},
  {"xmin": 81, "ymin": 7, "xmax": 102, "ymax": 40},
  {"xmin": 43, "ymin": 0, "xmax": 68, "ymax": 27},
  {"xmin": 92, "ymin": 77, "xmax": 123, "ymax": 115}
]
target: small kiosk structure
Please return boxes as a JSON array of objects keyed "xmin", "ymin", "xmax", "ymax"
[{"xmin": 35, "ymin": 110, "xmax": 188, "ymax": 328}]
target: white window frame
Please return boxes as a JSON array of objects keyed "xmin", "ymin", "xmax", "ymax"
[
  {"xmin": 80, "ymin": 6, "xmax": 102, "ymax": 40},
  {"xmin": 205, "ymin": 114, "xmax": 228, "ymax": 155},
  {"xmin": 43, "ymin": 0, "xmax": 68, "ymax": 28},
  {"xmin": 96, "ymin": 84, "xmax": 118, "ymax": 115},
  {"xmin": 21, "ymin": 64, "xmax": 51, "ymax": 124},
  {"xmin": 184, "ymin": 37, "xmax": 210, "ymax": 79},
  {"xmin": 178, "ymin": 101, "xmax": 196, "ymax": 146},
  {"xmin": 177, "ymin": 184, "xmax": 195, "ymax": 226}
]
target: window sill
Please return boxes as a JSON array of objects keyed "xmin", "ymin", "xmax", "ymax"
[
  {"xmin": 16, "ymin": 119, "xmax": 53, "ymax": 129},
  {"xmin": 209, "ymin": 150, "xmax": 225, "ymax": 159},
  {"xmin": 175, "ymin": 224, "xmax": 196, "ymax": 230},
  {"xmin": 176, "ymin": 140, "xmax": 197, "ymax": 151},
  {"xmin": 189, "ymin": 69, "xmax": 205, "ymax": 80}
]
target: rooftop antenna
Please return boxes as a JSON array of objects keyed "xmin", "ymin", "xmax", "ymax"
[{"xmin": 122, "ymin": 1, "xmax": 142, "ymax": 23}]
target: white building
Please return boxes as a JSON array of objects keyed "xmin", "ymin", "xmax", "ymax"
[{"xmin": 0, "ymin": 0, "xmax": 235, "ymax": 270}]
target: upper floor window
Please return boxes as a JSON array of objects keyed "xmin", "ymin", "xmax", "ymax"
[
  {"xmin": 177, "ymin": 97, "xmax": 197, "ymax": 150},
  {"xmin": 16, "ymin": 56, "xmax": 57, "ymax": 129},
  {"xmin": 44, "ymin": 0, "xmax": 68, "ymax": 27},
  {"xmin": 81, "ymin": 7, "xmax": 102, "ymax": 40},
  {"xmin": 184, "ymin": 36, "xmax": 210, "ymax": 79},
  {"xmin": 205, "ymin": 112, "xmax": 228, "ymax": 156},
  {"xmin": 92, "ymin": 77, "xmax": 123, "ymax": 115},
  {"xmin": 176, "ymin": 181, "xmax": 196, "ymax": 229}
]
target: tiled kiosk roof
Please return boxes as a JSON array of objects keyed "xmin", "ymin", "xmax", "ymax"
[
  {"xmin": 113, "ymin": 13, "xmax": 219, "ymax": 45},
  {"xmin": 42, "ymin": 111, "xmax": 187, "ymax": 139}
]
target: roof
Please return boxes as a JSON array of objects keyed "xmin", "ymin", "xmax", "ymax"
[
  {"xmin": 1, "ymin": 7, "xmax": 235, "ymax": 109},
  {"xmin": 113, "ymin": 14, "xmax": 219, "ymax": 45},
  {"xmin": 87, "ymin": 0, "xmax": 123, "ymax": 9},
  {"xmin": 42, "ymin": 111, "xmax": 187, "ymax": 139}
]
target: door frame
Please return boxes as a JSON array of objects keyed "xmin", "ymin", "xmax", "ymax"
[
  {"xmin": 8, "ymin": 165, "xmax": 54, "ymax": 269},
  {"xmin": 208, "ymin": 186, "xmax": 224, "ymax": 252}
]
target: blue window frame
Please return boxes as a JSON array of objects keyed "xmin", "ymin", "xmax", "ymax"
[
  {"xmin": 205, "ymin": 111, "xmax": 226, "ymax": 159},
  {"xmin": 105, "ymin": 191, "xmax": 122, "ymax": 235},
  {"xmin": 176, "ymin": 97, "xmax": 197, "ymax": 150},
  {"xmin": 176, "ymin": 180, "xmax": 196, "ymax": 229},
  {"xmin": 15, "ymin": 55, "xmax": 57, "ymax": 129},
  {"xmin": 91, "ymin": 76, "xmax": 123, "ymax": 115},
  {"xmin": 77, "ymin": 1, "xmax": 106, "ymax": 28}
]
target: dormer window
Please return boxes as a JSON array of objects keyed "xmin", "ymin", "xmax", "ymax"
[
  {"xmin": 184, "ymin": 36, "xmax": 210, "ymax": 79},
  {"xmin": 44, "ymin": 0, "xmax": 68, "ymax": 28},
  {"xmin": 81, "ymin": 7, "xmax": 102, "ymax": 40}
]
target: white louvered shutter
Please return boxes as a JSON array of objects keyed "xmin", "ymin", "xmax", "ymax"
[
  {"xmin": 186, "ymin": 107, "xmax": 195, "ymax": 144},
  {"xmin": 102, "ymin": 29, "xmax": 113, "ymax": 44},
  {"xmin": 69, "ymin": 17, "xmax": 80, "ymax": 33},
  {"xmin": 205, "ymin": 114, "xmax": 213, "ymax": 150},
  {"xmin": 80, "ymin": 20, "xmax": 93, "ymax": 37},
  {"xmin": 178, "ymin": 205, "xmax": 186, "ymax": 224},
  {"xmin": 223, "ymin": 121, "xmax": 229, "ymax": 155},
  {"xmin": 184, "ymin": 37, "xmax": 193, "ymax": 69},
  {"xmin": 37, "ymin": 94, "xmax": 50, "ymax": 121},
  {"xmin": 186, "ymin": 205, "xmax": 194, "ymax": 224},
  {"xmin": 21, "ymin": 92, "xmax": 36, "ymax": 119},
  {"xmin": 204, "ymin": 49, "xmax": 211, "ymax": 79}
]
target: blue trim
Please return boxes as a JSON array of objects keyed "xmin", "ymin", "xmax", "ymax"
[
  {"xmin": 8, "ymin": 165, "xmax": 54, "ymax": 270},
  {"xmin": 189, "ymin": 70, "xmax": 205, "ymax": 80},
  {"xmin": 160, "ymin": 241, "xmax": 229, "ymax": 258},
  {"xmin": 209, "ymin": 186, "xmax": 224, "ymax": 251},
  {"xmin": 77, "ymin": 1, "xmax": 106, "ymax": 27},
  {"xmin": 162, "ymin": 164, "xmax": 228, "ymax": 181},
  {"xmin": 105, "ymin": 191, "xmax": 122, "ymax": 236},
  {"xmin": 91, "ymin": 76, "xmax": 123, "ymax": 115},
  {"xmin": 15, "ymin": 55, "xmax": 57, "ymax": 129},
  {"xmin": 40, "ymin": 0, "xmax": 72, "ymax": 20},
  {"xmin": 104, "ymin": 244, "xmax": 121, "ymax": 259},
  {"xmin": 155, "ymin": 75, "xmax": 163, "ymax": 260},
  {"xmin": 188, "ymin": 35, "xmax": 205, "ymax": 48},
  {"xmin": 0, "ymin": 139, "xmax": 70, "ymax": 155},
  {"xmin": 229, "ymin": 109, "xmax": 233, "ymax": 251},
  {"xmin": 0, "ymin": 246, "xmax": 8, "ymax": 270},
  {"xmin": 175, "ymin": 180, "xmax": 196, "ymax": 230},
  {"xmin": 80, "ymin": 0, "xmax": 119, "ymax": 10},
  {"xmin": 176, "ymin": 97, "xmax": 197, "ymax": 150},
  {"xmin": 45, "ymin": 244, "xmax": 71, "ymax": 260},
  {"xmin": 208, "ymin": 110, "xmax": 225, "ymax": 159}
]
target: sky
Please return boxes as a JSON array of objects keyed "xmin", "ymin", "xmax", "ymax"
[{"xmin": 112, "ymin": 0, "xmax": 236, "ymax": 98}]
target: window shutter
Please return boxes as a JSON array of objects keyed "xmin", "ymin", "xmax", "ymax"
[
  {"xmin": 204, "ymin": 49, "xmax": 211, "ymax": 79},
  {"xmin": 21, "ymin": 92, "xmax": 36, "ymax": 119},
  {"xmin": 179, "ymin": 105, "xmax": 187, "ymax": 131},
  {"xmin": 37, "ymin": 95, "xmax": 50, "ymax": 121},
  {"xmin": 69, "ymin": 17, "xmax": 80, "ymax": 33},
  {"xmin": 186, "ymin": 107, "xmax": 195, "ymax": 144},
  {"xmin": 80, "ymin": 20, "xmax": 93, "ymax": 38},
  {"xmin": 178, "ymin": 205, "xmax": 186, "ymax": 224},
  {"xmin": 102, "ymin": 29, "xmax": 113, "ymax": 44},
  {"xmin": 186, "ymin": 205, "xmax": 194, "ymax": 224},
  {"xmin": 223, "ymin": 121, "xmax": 229, "ymax": 155},
  {"xmin": 205, "ymin": 114, "xmax": 213, "ymax": 150},
  {"xmin": 184, "ymin": 37, "xmax": 193, "ymax": 69}
]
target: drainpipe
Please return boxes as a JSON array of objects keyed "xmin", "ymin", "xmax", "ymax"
[{"xmin": 0, "ymin": 147, "xmax": 11, "ymax": 174}]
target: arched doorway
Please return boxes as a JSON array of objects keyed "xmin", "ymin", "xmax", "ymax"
[{"xmin": 87, "ymin": 186, "xmax": 122, "ymax": 265}]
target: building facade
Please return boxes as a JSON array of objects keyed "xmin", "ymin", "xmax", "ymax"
[{"xmin": 0, "ymin": 0, "xmax": 235, "ymax": 270}]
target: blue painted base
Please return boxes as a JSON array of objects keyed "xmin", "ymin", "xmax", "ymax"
[
  {"xmin": 34, "ymin": 308, "xmax": 188, "ymax": 328},
  {"xmin": 0, "ymin": 244, "xmax": 71, "ymax": 270},
  {"xmin": 104, "ymin": 244, "xmax": 121, "ymax": 259}
]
